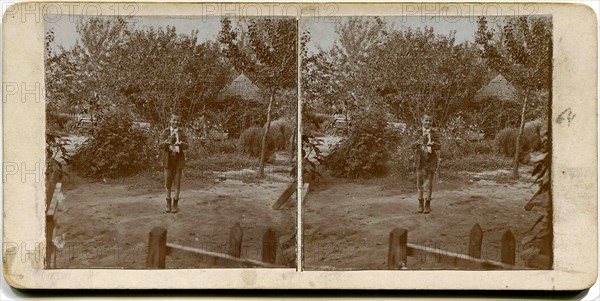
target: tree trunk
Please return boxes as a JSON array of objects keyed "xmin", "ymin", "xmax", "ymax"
[
  {"xmin": 512, "ymin": 94, "xmax": 529, "ymax": 179},
  {"xmin": 258, "ymin": 90, "xmax": 275, "ymax": 178}
]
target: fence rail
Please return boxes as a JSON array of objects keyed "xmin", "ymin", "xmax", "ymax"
[
  {"xmin": 146, "ymin": 223, "xmax": 287, "ymax": 269},
  {"xmin": 45, "ymin": 182, "xmax": 62, "ymax": 269},
  {"xmin": 388, "ymin": 224, "xmax": 516, "ymax": 270}
]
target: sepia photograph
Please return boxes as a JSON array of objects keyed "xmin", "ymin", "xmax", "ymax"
[
  {"xmin": 300, "ymin": 15, "xmax": 552, "ymax": 270},
  {"xmin": 2, "ymin": 2, "xmax": 597, "ymax": 290},
  {"xmin": 44, "ymin": 14, "xmax": 298, "ymax": 269}
]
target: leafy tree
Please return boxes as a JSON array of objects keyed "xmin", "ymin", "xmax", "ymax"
[
  {"xmin": 475, "ymin": 16, "xmax": 552, "ymax": 178},
  {"xmin": 314, "ymin": 18, "xmax": 388, "ymax": 126},
  {"xmin": 370, "ymin": 27, "xmax": 489, "ymax": 128},
  {"xmin": 46, "ymin": 16, "xmax": 236, "ymax": 179},
  {"xmin": 117, "ymin": 26, "xmax": 231, "ymax": 128},
  {"xmin": 302, "ymin": 17, "xmax": 491, "ymax": 178},
  {"xmin": 303, "ymin": 18, "xmax": 489, "ymax": 131},
  {"xmin": 46, "ymin": 17, "xmax": 232, "ymax": 130},
  {"xmin": 219, "ymin": 17, "xmax": 297, "ymax": 177}
]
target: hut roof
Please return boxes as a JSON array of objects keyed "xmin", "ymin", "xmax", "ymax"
[
  {"xmin": 474, "ymin": 74, "xmax": 517, "ymax": 102},
  {"xmin": 217, "ymin": 73, "xmax": 262, "ymax": 101}
]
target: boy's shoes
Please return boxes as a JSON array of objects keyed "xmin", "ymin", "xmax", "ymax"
[
  {"xmin": 424, "ymin": 199, "xmax": 431, "ymax": 214},
  {"xmin": 418, "ymin": 199, "xmax": 424, "ymax": 213},
  {"xmin": 172, "ymin": 199, "xmax": 179, "ymax": 213},
  {"xmin": 165, "ymin": 198, "xmax": 172, "ymax": 213}
]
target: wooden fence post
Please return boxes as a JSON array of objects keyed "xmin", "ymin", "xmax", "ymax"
[
  {"xmin": 501, "ymin": 229, "xmax": 516, "ymax": 265},
  {"xmin": 146, "ymin": 227, "xmax": 167, "ymax": 269},
  {"xmin": 45, "ymin": 182, "xmax": 62, "ymax": 269},
  {"xmin": 45, "ymin": 215, "xmax": 54, "ymax": 269},
  {"xmin": 262, "ymin": 228, "xmax": 278, "ymax": 264},
  {"xmin": 468, "ymin": 223, "xmax": 483, "ymax": 258},
  {"xmin": 387, "ymin": 228, "xmax": 408, "ymax": 269},
  {"xmin": 229, "ymin": 223, "xmax": 244, "ymax": 258},
  {"xmin": 272, "ymin": 181, "xmax": 296, "ymax": 210}
]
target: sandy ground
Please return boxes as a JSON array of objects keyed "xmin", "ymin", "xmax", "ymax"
[
  {"xmin": 302, "ymin": 171, "xmax": 543, "ymax": 270},
  {"xmin": 52, "ymin": 135, "xmax": 542, "ymax": 270},
  {"xmin": 53, "ymin": 173, "xmax": 297, "ymax": 269}
]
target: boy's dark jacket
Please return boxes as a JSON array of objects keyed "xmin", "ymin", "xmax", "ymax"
[
  {"xmin": 413, "ymin": 127, "xmax": 441, "ymax": 170},
  {"xmin": 159, "ymin": 128, "xmax": 189, "ymax": 169}
]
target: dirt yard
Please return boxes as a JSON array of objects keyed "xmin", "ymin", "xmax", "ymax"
[
  {"xmin": 53, "ymin": 170, "xmax": 297, "ymax": 269},
  {"xmin": 302, "ymin": 169, "xmax": 543, "ymax": 270}
]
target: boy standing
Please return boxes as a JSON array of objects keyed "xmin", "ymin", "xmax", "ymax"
[
  {"xmin": 412, "ymin": 114, "xmax": 441, "ymax": 214},
  {"xmin": 159, "ymin": 114, "xmax": 188, "ymax": 213}
]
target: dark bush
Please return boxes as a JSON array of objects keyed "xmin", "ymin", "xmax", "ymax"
[
  {"xmin": 46, "ymin": 132, "xmax": 70, "ymax": 182},
  {"xmin": 389, "ymin": 134, "xmax": 415, "ymax": 176},
  {"xmin": 46, "ymin": 111, "xmax": 73, "ymax": 134},
  {"xmin": 325, "ymin": 110, "xmax": 400, "ymax": 178},
  {"xmin": 71, "ymin": 111, "xmax": 154, "ymax": 178},
  {"xmin": 269, "ymin": 119, "xmax": 294, "ymax": 151},
  {"xmin": 495, "ymin": 119, "xmax": 544, "ymax": 159},
  {"xmin": 496, "ymin": 127, "xmax": 517, "ymax": 157},
  {"xmin": 239, "ymin": 126, "xmax": 278, "ymax": 158}
]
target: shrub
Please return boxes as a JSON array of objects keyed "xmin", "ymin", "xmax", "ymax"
[
  {"xmin": 325, "ymin": 110, "xmax": 400, "ymax": 178},
  {"xmin": 495, "ymin": 119, "xmax": 545, "ymax": 159},
  {"xmin": 46, "ymin": 132, "xmax": 71, "ymax": 182},
  {"xmin": 270, "ymin": 119, "xmax": 294, "ymax": 151},
  {"xmin": 46, "ymin": 111, "xmax": 71, "ymax": 134},
  {"xmin": 71, "ymin": 111, "xmax": 155, "ymax": 178},
  {"xmin": 239, "ymin": 126, "xmax": 278, "ymax": 158},
  {"xmin": 523, "ymin": 124, "xmax": 552, "ymax": 268},
  {"xmin": 389, "ymin": 134, "xmax": 416, "ymax": 176},
  {"xmin": 496, "ymin": 127, "xmax": 517, "ymax": 157}
]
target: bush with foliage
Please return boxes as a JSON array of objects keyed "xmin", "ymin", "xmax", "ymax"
[
  {"xmin": 46, "ymin": 111, "xmax": 72, "ymax": 134},
  {"xmin": 522, "ymin": 124, "xmax": 552, "ymax": 268},
  {"xmin": 269, "ymin": 119, "xmax": 294, "ymax": 151},
  {"xmin": 495, "ymin": 119, "xmax": 544, "ymax": 160},
  {"xmin": 389, "ymin": 134, "xmax": 417, "ymax": 176},
  {"xmin": 495, "ymin": 127, "xmax": 517, "ymax": 157},
  {"xmin": 46, "ymin": 132, "xmax": 71, "ymax": 182},
  {"xmin": 239, "ymin": 126, "xmax": 278, "ymax": 159},
  {"xmin": 288, "ymin": 133, "xmax": 324, "ymax": 182},
  {"xmin": 325, "ymin": 110, "xmax": 401, "ymax": 178},
  {"xmin": 71, "ymin": 111, "xmax": 155, "ymax": 178}
]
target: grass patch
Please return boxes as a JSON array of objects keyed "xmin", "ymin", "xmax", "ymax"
[
  {"xmin": 186, "ymin": 153, "xmax": 257, "ymax": 173},
  {"xmin": 441, "ymin": 154, "xmax": 512, "ymax": 173}
]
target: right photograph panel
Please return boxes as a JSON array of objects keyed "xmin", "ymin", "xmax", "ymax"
[{"xmin": 300, "ymin": 15, "xmax": 552, "ymax": 270}]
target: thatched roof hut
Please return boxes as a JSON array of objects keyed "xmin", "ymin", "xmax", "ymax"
[
  {"xmin": 474, "ymin": 74, "xmax": 517, "ymax": 102},
  {"xmin": 217, "ymin": 73, "xmax": 262, "ymax": 101}
]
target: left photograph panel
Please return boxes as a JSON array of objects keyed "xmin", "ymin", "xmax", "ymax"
[{"xmin": 45, "ymin": 14, "xmax": 298, "ymax": 269}]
